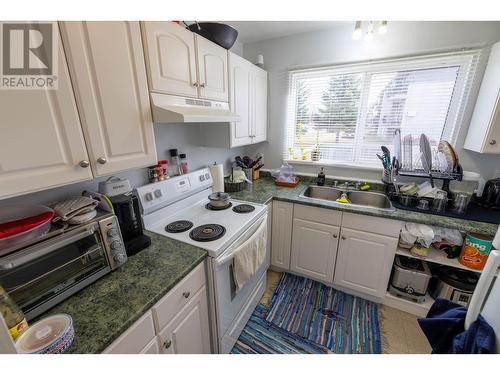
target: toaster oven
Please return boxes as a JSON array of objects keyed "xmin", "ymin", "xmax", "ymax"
[{"xmin": 0, "ymin": 213, "xmax": 127, "ymax": 320}]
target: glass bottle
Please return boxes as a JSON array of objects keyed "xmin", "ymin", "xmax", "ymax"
[
  {"xmin": 169, "ymin": 149, "xmax": 182, "ymax": 175},
  {"xmin": 0, "ymin": 284, "xmax": 28, "ymax": 340}
]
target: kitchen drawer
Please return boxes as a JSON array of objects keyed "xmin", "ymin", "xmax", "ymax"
[
  {"xmin": 293, "ymin": 204, "xmax": 342, "ymax": 226},
  {"xmin": 341, "ymin": 212, "xmax": 402, "ymax": 238},
  {"xmin": 152, "ymin": 261, "xmax": 206, "ymax": 332},
  {"xmin": 103, "ymin": 311, "xmax": 155, "ymax": 354},
  {"xmin": 140, "ymin": 337, "xmax": 161, "ymax": 354}
]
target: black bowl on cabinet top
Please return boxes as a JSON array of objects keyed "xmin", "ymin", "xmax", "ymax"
[{"xmin": 187, "ymin": 22, "xmax": 238, "ymax": 50}]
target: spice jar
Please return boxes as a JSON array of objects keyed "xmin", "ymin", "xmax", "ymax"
[{"xmin": 180, "ymin": 153, "xmax": 189, "ymax": 174}]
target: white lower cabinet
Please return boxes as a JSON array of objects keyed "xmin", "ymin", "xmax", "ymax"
[
  {"xmin": 271, "ymin": 201, "xmax": 293, "ymax": 270},
  {"xmin": 333, "ymin": 227, "xmax": 398, "ymax": 298},
  {"xmin": 290, "ymin": 219, "xmax": 339, "ymax": 284},
  {"xmin": 103, "ymin": 261, "xmax": 211, "ymax": 354},
  {"xmin": 158, "ymin": 286, "xmax": 211, "ymax": 354}
]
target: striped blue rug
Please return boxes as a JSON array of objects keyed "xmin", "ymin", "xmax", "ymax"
[
  {"xmin": 266, "ymin": 273, "xmax": 381, "ymax": 354},
  {"xmin": 231, "ymin": 304, "xmax": 327, "ymax": 354}
]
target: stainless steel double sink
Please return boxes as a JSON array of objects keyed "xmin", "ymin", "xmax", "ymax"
[{"xmin": 299, "ymin": 185, "xmax": 395, "ymax": 212}]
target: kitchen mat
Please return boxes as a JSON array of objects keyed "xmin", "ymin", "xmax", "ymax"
[
  {"xmin": 231, "ymin": 304, "xmax": 327, "ymax": 354},
  {"xmin": 265, "ymin": 273, "xmax": 382, "ymax": 354}
]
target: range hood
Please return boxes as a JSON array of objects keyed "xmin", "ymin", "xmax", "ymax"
[{"xmin": 150, "ymin": 93, "xmax": 240, "ymax": 123}]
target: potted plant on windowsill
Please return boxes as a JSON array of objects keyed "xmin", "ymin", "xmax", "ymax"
[{"xmin": 311, "ymin": 130, "xmax": 321, "ymax": 161}]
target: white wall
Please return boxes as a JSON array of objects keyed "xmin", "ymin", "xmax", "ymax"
[{"xmin": 243, "ymin": 21, "xmax": 500, "ymax": 181}]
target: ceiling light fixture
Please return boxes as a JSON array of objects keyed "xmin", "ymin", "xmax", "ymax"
[
  {"xmin": 352, "ymin": 21, "xmax": 362, "ymax": 40},
  {"xmin": 365, "ymin": 21, "xmax": 374, "ymax": 41},
  {"xmin": 378, "ymin": 21, "xmax": 388, "ymax": 35}
]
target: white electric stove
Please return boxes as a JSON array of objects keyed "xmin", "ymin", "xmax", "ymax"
[{"xmin": 135, "ymin": 168, "xmax": 270, "ymax": 353}]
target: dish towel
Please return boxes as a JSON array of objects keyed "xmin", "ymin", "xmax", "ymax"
[
  {"xmin": 418, "ymin": 297, "xmax": 496, "ymax": 354},
  {"xmin": 52, "ymin": 196, "xmax": 98, "ymax": 222},
  {"xmin": 232, "ymin": 217, "xmax": 267, "ymax": 292}
]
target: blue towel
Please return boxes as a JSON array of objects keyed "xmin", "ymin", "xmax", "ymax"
[{"xmin": 417, "ymin": 298, "xmax": 496, "ymax": 354}]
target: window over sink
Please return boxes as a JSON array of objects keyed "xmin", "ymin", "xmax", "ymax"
[{"xmin": 285, "ymin": 49, "xmax": 482, "ymax": 167}]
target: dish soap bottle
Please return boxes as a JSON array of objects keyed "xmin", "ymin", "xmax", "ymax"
[
  {"xmin": 317, "ymin": 167, "xmax": 326, "ymax": 186},
  {"xmin": 0, "ymin": 284, "xmax": 28, "ymax": 340}
]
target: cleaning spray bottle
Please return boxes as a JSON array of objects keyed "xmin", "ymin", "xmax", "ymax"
[{"xmin": 317, "ymin": 167, "xmax": 326, "ymax": 186}]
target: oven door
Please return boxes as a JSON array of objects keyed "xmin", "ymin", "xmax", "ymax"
[
  {"xmin": 0, "ymin": 222, "xmax": 111, "ymax": 320},
  {"xmin": 212, "ymin": 213, "xmax": 270, "ymax": 340}
]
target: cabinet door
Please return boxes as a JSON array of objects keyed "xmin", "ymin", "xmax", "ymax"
[
  {"xmin": 141, "ymin": 22, "xmax": 198, "ymax": 98},
  {"xmin": 271, "ymin": 201, "xmax": 293, "ymax": 270},
  {"xmin": 251, "ymin": 66, "xmax": 268, "ymax": 144},
  {"xmin": 61, "ymin": 22, "xmax": 157, "ymax": 176},
  {"xmin": 158, "ymin": 286, "xmax": 211, "ymax": 354},
  {"xmin": 103, "ymin": 311, "xmax": 156, "ymax": 354},
  {"xmin": 334, "ymin": 228, "xmax": 398, "ymax": 298},
  {"xmin": 290, "ymin": 219, "xmax": 339, "ymax": 284},
  {"xmin": 196, "ymin": 35, "xmax": 229, "ymax": 102},
  {"xmin": 0, "ymin": 23, "xmax": 92, "ymax": 199},
  {"xmin": 228, "ymin": 52, "xmax": 252, "ymax": 147}
]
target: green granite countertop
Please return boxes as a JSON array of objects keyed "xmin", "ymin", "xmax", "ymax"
[
  {"xmin": 230, "ymin": 175, "xmax": 499, "ymax": 236},
  {"xmin": 38, "ymin": 231, "xmax": 207, "ymax": 354}
]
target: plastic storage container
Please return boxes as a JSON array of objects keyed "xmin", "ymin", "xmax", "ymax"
[{"xmin": 0, "ymin": 205, "xmax": 54, "ymax": 253}]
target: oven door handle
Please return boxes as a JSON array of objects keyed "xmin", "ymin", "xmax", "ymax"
[
  {"xmin": 0, "ymin": 225, "xmax": 98, "ymax": 270},
  {"xmin": 215, "ymin": 216, "xmax": 267, "ymax": 267}
]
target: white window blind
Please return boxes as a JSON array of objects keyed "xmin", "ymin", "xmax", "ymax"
[{"xmin": 285, "ymin": 50, "xmax": 481, "ymax": 167}]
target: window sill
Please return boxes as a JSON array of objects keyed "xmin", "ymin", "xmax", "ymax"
[{"xmin": 284, "ymin": 159, "xmax": 383, "ymax": 171}]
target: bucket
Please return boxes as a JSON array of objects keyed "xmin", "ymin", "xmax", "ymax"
[{"xmin": 459, "ymin": 233, "xmax": 494, "ymax": 270}]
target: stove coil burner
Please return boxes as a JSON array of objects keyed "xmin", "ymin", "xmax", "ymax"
[
  {"xmin": 205, "ymin": 202, "xmax": 232, "ymax": 211},
  {"xmin": 232, "ymin": 204, "xmax": 255, "ymax": 214},
  {"xmin": 165, "ymin": 220, "xmax": 194, "ymax": 233},
  {"xmin": 189, "ymin": 224, "xmax": 226, "ymax": 242}
]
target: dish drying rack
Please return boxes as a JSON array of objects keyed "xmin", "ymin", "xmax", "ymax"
[{"xmin": 396, "ymin": 164, "xmax": 463, "ymax": 193}]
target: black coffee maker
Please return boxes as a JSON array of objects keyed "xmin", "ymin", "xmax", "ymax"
[{"xmin": 110, "ymin": 192, "xmax": 151, "ymax": 256}]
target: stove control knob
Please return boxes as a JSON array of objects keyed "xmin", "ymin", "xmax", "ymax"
[
  {"xmin": 145, "ymin": 192, "xmax": 154, "ymax": 201},
  {"xmin": 205, "ymin": 173, "xmax": 211, "ymax": 180},
  {"xmin": 110, "ymin": 240, "xmax": 123, "ymax": 251},
  {"xmin": 199, "ymin": 175, "xmax": 205, "ymax": 182},
  {"xmin": 107, "ymin": 228, "xmax": 119, "ymax": 238},
  {"xmin": 113, "ymin": 252, "xmax": 126, "ymax": 264},
  {"xmin": 154, "ymin": 189, "xmax": 162, "ymax": 198}
]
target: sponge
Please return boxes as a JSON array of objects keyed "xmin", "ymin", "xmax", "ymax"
[{"xmin": 336, "ymin": 193, "xmax": 350, "ymax": 203}]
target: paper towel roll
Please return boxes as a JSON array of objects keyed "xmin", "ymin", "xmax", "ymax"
[
  {"xmin": 209, "ymin": 163, "xmax": 224, "ymax": 193},
  {"xmin": 493, "ymin": 225, "xmax": 500, "ymax": 250}
]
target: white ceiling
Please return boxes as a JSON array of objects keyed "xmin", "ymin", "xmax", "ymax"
[{"xmin": 225, "ymin": 21, "xmax": 350, "ymax": 44}]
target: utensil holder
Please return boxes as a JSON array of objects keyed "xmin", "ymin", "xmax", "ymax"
[{"xmin": 244, "ymin": 168, "xmax": 253, "ymax": 181}]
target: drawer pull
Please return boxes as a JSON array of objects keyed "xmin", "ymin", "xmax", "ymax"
[
  {"xmin": 490, "ymin": 139, "xmax": 497, "ymax": 145},
  {"xmin": 182, "ymin": 291, "xmax": 191, "ymax": 299},
  {"xmin": 341, "ymin": 236, "xmax": 346, "ymax": 240},
  {"xmin": 163, "ymin": 340, "xmax": 172, "ymax": 349},
  {"xmin": 333, "ymin": 234, "xmax": 338, "ymax": 238}
]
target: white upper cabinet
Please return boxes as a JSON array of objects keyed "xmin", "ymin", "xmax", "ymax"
[
  {"xmin": 229, "ymin": 52, "xmax": 252, "ymax": 147},
  {"xmin": 60, "ymin": 21, "xmax": 157, "ymax": 176},
  {"xmin": 464, "ymin": 41, "xmax": 500, "ymax": 154},
  {"xmin": 252, "ymin": 66, "xmax": 268, "ymax": 144},
  {"xmin": 0, "ymin": 23, "xmax": 92, "ymax": 199},
  {"xmin": 196, "ymin": 35, "xmax": 229, "ymax": 101},
  {"xmin": 141, "ymin": 22, "xmax": 228, "ymax": 102},
  {"xmin": 141, "ymin": 21, "xmax": 199, "ymax": 98}
]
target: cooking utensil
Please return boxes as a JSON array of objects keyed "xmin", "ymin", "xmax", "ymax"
[
  {"xmin": 381, "ymin": 145, "xmax": 391, "ymax": 168},
  {"xmin": 186, "ymin": 22, "xmax": 238, "ymax": 50},
  {"xmin": 235, "ymin": 156, "xmax": 246, "ymax": 169},
  {"xmin": 242, "ymin": 156, "xmax": 252, "ymax": 168},
  {"xmin": 391, "ymin": 157, "xmax": 400, "ymax": 194},
  {"xmin": 254, "ymin": 163, "xmax": 264, "ymax": 171},
  {"xmin": 248, "ymin": 156, "xmax": 262, "ymax": 169},
  {"xmin": 208, "ymin": 192, "xmax": 231, "ymax": 208}
]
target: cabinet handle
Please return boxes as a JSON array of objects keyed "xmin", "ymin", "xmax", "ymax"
[
  {"xmin": 200, "ymin": 83, "xmax": 206, "ymax": 88},
  {"xmin": 193, "ymin": 82, "xmax": 199, "ymax": 87},
  {"xmin": 163, "ymin": 340, "xmax": 172, "ymax": 349},
  {"xmin": 79, "ymin": 160, "xmax": 90, "ymax": 168},
  {"xmin": 341, "ymin": 236, "xmax": 346, "ymax": 240},
  {"xmin": 182, "ymin": 291, "xmax": 190, "ymax": 299},
  {"xmin": 490, "ymin": 139, "xmax": 497, "ymax": 145},
  {"xmin": 333, "ymin": 234, "xmax": 338, "ymax": 238},
  {"xmin": 97, "ymin": 157, "xmax": 107, "ymax": 164}
]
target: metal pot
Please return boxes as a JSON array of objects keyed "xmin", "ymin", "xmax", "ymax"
[{"xmin": 208, "ymin": 192, "xmax": 231, "ymax": 208}]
